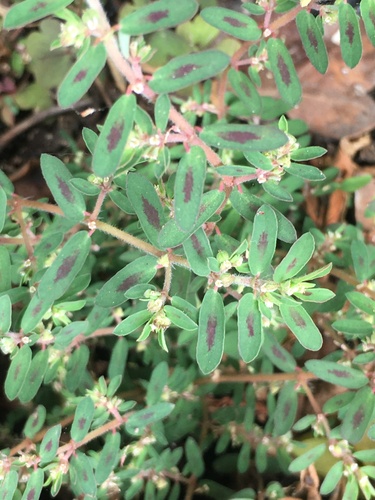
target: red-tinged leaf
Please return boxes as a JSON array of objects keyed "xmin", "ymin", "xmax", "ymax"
[
  {"xmin": 339, "ymin": 3, "xmax": 362, "ymax": 68},
  {"xmin": 238, "ymin": 293, "xmax": 263, "ymax": 363},
  {"xmin": 296, "ymin": 11, "xmax": 328, "ymax": 74},
  {"xmin": 273, "ymin": 381, "xmax": 298, "ymax": 436},
  {"xmin": 70, "ymin": 452, "xmax": 97, "ymax": 496},
  {"xmin": 95, "ymin": 432, "xmax": 121, "ymax": 483},
  {"xmin": 5, "ymin": 345, "xmax": 32, "ymax": 401},
  {"xmin": 197, "ymin": 289, "xmax": 225, "ymax": 374},
  {"xmin": 4, "ymin": 0, "xmax": 74, "ymax": 29},
  {"xmin": 158, "ymin": 190, "xmax": 225, "ymax": 248},
  {"xmin": 20, "ymin": 469, "xmax": 44, "ymax": 500},
  {"xmin": 341, "ymin": 386, "xmax": 375, "ymax": 444},
  {"xmin": 126, "ymin": 173, "xmax": 167, "ymax": 248},
  {"xmin": 18, "ymin": 349, "xmax": 48, "ymax": 403},
  {"xmin": 71, "ymin": 397, "xmax": 95, "ymax": 442},
  {"xmin": 57, "ymin": 43, "xmax": 107, "ymax": 107},
  {"xmin": 280, "ymin": 303, "xmax": 322, "ymax": 351},
  {"xmin": 37, "ymin": 231, "xmax": 91, "ymax": 302},
  {"xmin": 200, "ymin": 123, "xmax": 288, "ymax": 152},
  {"xmin": 125, "ymin": 402, "xmax": 175, "ymax": 435},
  {"xmin": 39, "ymin": 424, "xmax": 61, "ymax": 464},
  {"xmin": 201, "ymin": 6, "xmax": 262, "ymax": 41},
  {"xmin": 274, "ymin": 232, "xmax": 315, "ymax": 282},
  {"xmin": 249, "ymin": 204, "xmax": 277, "ymax": 276},
  {"xmin": 149, "ymin": 50, "xmax": 230, "ymax": 93},
  {"xmin": 267, "ymin": 38, "xmax": 302, "ymax": 107},
  {"xmin": 120, "ymin": 0, "xmax": 198, "ymax": 35},
  {"xmin": 92, "ymin": 94, "xmax": 136, "ymax": 178},
  {"xmin": 289, "ymin": 443, "xmax": 326, "ymax": 473},
  {"xmin": 305, "ymin": 359, "xmax": 369, "ymax": 389},
  {"xmin": 40, "ymin": 154, "xmax": 86, "ymax": 221},
  {"xmin": 182, "ymin": 228, "xmax": 213, "ymax": 277},
  {"xmin": 263, "ymin": 331, "xmax": 297, "ymax": 372},
  {"xmin": 361, "ymin": 0, "xmax": 375, "ymax": 47},
  {"xmin": 174, "ymin": 146, "xmax": 206, "ymax": 232},
  {"xmin": 23, "ymin": 405, "xmax": 47, "ymax": 439}
]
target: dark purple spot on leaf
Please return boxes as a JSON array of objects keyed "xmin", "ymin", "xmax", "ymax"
[
  {"xmin": 105, "ymin": 452, "xmax": 114, "ymax": 465},
  {"xmin": 145, "ymin": 9, "xmax": 169, "ymax": 23},
  {"xmin": 45, "ymin": 439, "xmax": 53, "ymax": 452},
  {"xmin": 345, "ymin": 22, "xmax": 355, "ymax": 45},
  {"xmin": 28, "ymin": 488, "xmax": 36, "ymax": 500},
  {"xmin": 57, "ymin": 176, "xmax": 74, "ymax": 203},
  {"xmin": 328, "ymin": 369, "xmax": 350, "ymax": 378},
  {"xmin": 220, "ymin": 131, "xmax": 260, "ymax": 143},
  {"xmin": 140, "ymin": 411, "xmax": 154, "ymax": 421},
  {"xmin": 283, "ymin": 401, "xmax": 291, "ymax": 418},
  {"xmin": 142, "ymin": 197, "xmax": 160, "ymax": 228},
  {"xmin": 290, "ymin": 309, "xmax": 306, "ymax": 328},
  {"xmin": 14, "ymin": 363, "xmax": 20, "ymax": 381},
  {"xmin": 30, "ymin": 368, "xmax": 38, "ymax": 384},
  {"xmin": 277, "ymin": 54, "xmax": 291, "ymax": 86},
  {"xmin": 286, "ymin": 258, "xmax": 297, "ymax": 274},
  {"xmin": 207, "ymin": 315, "xmax": 217, "ymax": 351},
  {"xmin": 257, "ymin": 231, "xmax": 268, "ymax": 255},
  {"xmin": 32, "ymin": 303, "xmax": 42, "ymax": 317},
  {"xmin": 307, "ymin": 29, "xmax": 318, "ymax": 52},
  {"xmin": 191, "ymin": 234, "xmax": 204, "ymax": 256},
  {"xmin": 240, "ymin": 82, "xmax": 252, "ymax": 97},
  {"xmin": 31, "ymin": 414, "xmax": 39, "ymax": 428},
  {"xmin": 54, "ymin": 252, "xmax": 79, "ymax": 283},
  {"xmin": 358, "ymin": 256, "xmax": 364, "ymax": 267},
  {"xmin": 223, "ymin": 16, "xmax": 247, "ymax": 28},
  {"xmin": 173, "ymin": 64, "xmax": 199, "ymax": 79},
  {"xmin": 83, "ymin": 470, "xmax": 88, "ymax": 482},
  {"xmin": 106, "ymin": 121, "xmax": 124, "ymax": 153},
  {"xmin": 352, "ymin": 406, "xmax": 365, "ymax": 427},
  {"xmin": 183, "ymin": 169, "xmax": 194, "ymax": 203},
  {"xmin": 74, "ymin": 69, "xmax": 88, "ymax": 83},
  {"xmin": 117, "ymin": 275, "xmax": 138, "ymax": 293},
  {"xmin": 246, "ymin": 314, "xmax": 254, "ymax": 337},
  {"xmin": 31, "ymin": 1, "xmax": 46, "ymax": 11},
  {"xmin": 78, "ymin": 417, "xmax": 87, "ymax": 430},
  {"xmin": 272, "ymin": 345, "xmax": 286, "ymax": 360}
]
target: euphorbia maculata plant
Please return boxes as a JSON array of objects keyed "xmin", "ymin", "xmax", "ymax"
[{"xmin": 0, "ymin": 0, "xmax": 375, "ymax": 498}]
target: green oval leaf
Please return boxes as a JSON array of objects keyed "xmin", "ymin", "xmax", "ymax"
[
  {"xmin": 92, "ymin": 94, "xmax": 136, "ymax": 178},
  {"xmin": 351, "ymin": 240, "xmax": 370, "ymax": 281},
  {"xmin": 288, "ymin": 443, "xmax": 326, "ymax": 473},
  {"xmin": 267, "ymin": 38, "xmax": 302, "ymax": 107},
  {"xmin": 146, "ymin": 361, "xmax": 169, "ymax": 406},
  {"xmin": 114, "ymin": 309, "xmax": 152, "ymax": 336},
  {"xmin": 280, "ymin": 303, "xmax": 322, "ymax": 351},
  {"xmin": 24, "ymin": 405, "xmax": 47, "ymax": 439},
  {"xmin": 0, "ymin": 186, "xmax": 7, "ymax": 233},
  {"xmin": 57, "ymin": 43, "xmax": 107, "ymax": 107},
  {"xmin": 296, "ymin": 10, "xmax": 328, "ymax": 74},
  {"xmin": 293, "ymin": 288, "xmax": 335, "ymax": 303},
  {"xmin": 65, "ymin": 345, "xmax": 90, "ymax": 392},
  {"xmin": 346, "ymin": 291, "xmax": 375, "ymax": 315},
  {"xmin": 249, "ymin": 204, "xmax": 278, "ymax": 276},
  {"xmin": 18, "ymin": 349, "xmax": 49, "ymax": 403},
  {"xmin": 273, "ymin": 381, "xmax": 298, "ymax": 436},
  {"xmin": 125, "ymin": 402, "xmax": 175, "ymax": 435},
  {"xmin": 5, "ymin": 345, "xmax": 32, "ymax": 401},
  {"xmin": 339, "ymin": 3, "xmax": 362, "ymax": 68},
  {"xmin": 305, "ymin": 359, "xmax": 369, "ymax": 389},
  {"xmin": 197, "ymin": 289, "xmax": 225, "ymax": 374},
  {"xmin": 1, "ymin": 470, "xmax": 18, "ymax": 500},
  {"xmin": 40, "ymin": 154, "xmax": 86, "ymax": 222},
  {"xmin": 361, "ymin": 0, "xmax": 375, "ymax": 47},
  {"xmin": 149, "ymin": 50, "xmax": 230, "ymax": 93},
  {"xmin": 164, "ymin": 305, "xmax": 198, "ymax": 331},
  {"xmin": 0, "ymin": 295, "xmax": 11, "ymax": 335},
  {"xmin": 182, "ymin": 228, "xmax": 213, "ymax": 277},
  {"xmin": 37, "ymin": 231, "xmax": 91, "ymax": 302},
  {"xmin": 185, "ymin": 437, "xmax": 205, "ymax": 477},
  {"xmin": 21, "ymin": 294, "xmax": 53, "ymax": 334},
  {"xmin": 21, "ymin": 469, "xmax": 44, "ymax": 500},
  {"xmin": 174, "ymin": 146, "xmax": 206, "ymax": 232},
  {"xmin": 238, "ymin": 293, "xmax": 263, "ymax": 363},
  {"xmin": 262, "ymin": 180, "xmax": 293, "ymax": 202},
  {"xmin": 332, "ymin": 319, "xmax": 373, "ymax": 337},
  {"xmin": 95, "ymin": 432, "xmax": 121, "ymax": 483},
  {"xmin": 120, "ymin": 0, "xmax": 198, "ymax": 35},
  {"xmin": 320, "ymin": 461, "xmax": 344, "ymax": 495},
  {"xmin": 108, "ymin": 338, "xmax": 128, "ymax": 379},
  {"xmin": 0, "ymin": 247, "xmax": 11, "ymax": 293},
  {"xmin": 70, "ymin": 451, "xmax": 96, "ymax": 496},
  {"xmin": 54, "ymin": 321, "xmax": 89, "ymax": 349},
  {"xmin": 290, "ymin": 146, "xmax": 327, "ymax": 162},
  {"xmin": 274, "ymin": 232, "xmax": 315, "ymax": 282},
  {"xmin": 155, "ymin": 94, "xmax": 171, "ymax": 132},
  {"xmin": 228, "ymin": 69, "xmax": 262, "ymax": 115},
  {"xmin": 40, "ymin": 424, "xmax": 61, "ymax": 464},
  {"xmin": 285, "ymin": 162, "xmax": 325, "ymax": 181},
  {"xmin": 71, "ymin": 396, "xmax": 95, "ymax": 442},
  {"xmin": 263, "ymin": 330, "xmax": 297, "ymax": 372},
  {"xmin": 4, "ymin": 0, "xmax": 74, "ymax": 29},
  {"xmin": 200, "ymin": 123, "xmax": 288, "ymax": 152},
  {"xmin": 341, "ymin": 386, "xmax": 375, "ymax": 444},
  {"xmin": 201, "ymin": 6, "xmax": 262, "ymax": 41}
]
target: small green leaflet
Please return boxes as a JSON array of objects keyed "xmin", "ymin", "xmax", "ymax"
[
  {"xmin": 20, "ymin": 469, "xmax": 44, "ymax": 500},
  {"xmin": 1, "ymin": 470, "xmax": 18, "ymax": 500},
  {"xmin": 273, "ymin": 381, "xmax": 298, "ymax": 436},
  {"xmin": 338, "ymin": 3, "xmax": 362, "ymax": 68},
  {"xmin": 126, "ymin": 402, "xmax": 175, "ymax": 435},
  {"xmin": 351, "ymin": 240, "xmax": 370, "ymax": 281},
  {"xmin": 92, "ymin": 94, "xmax": 136, "ymax": 177},
  {"xmin": 267, "ymin": 38, "xmax": 302, "ymax": 107},
  {"xmin": 0, "ymin": 295, "xmax": 11, "ymax": 335},
  {"xmin": 164, "ymin": 305, "xmax": 198, "ymax": 331},
  {"xmin": 183, "ymin": 228, "xmax": 213, "ymax": 277},
  {"xmin": 21, "ymin": 294, "xmax": 53, "ymax": 334},
  {"xmin": 54, "ymin": 321, "xmax": 89, "ymax": 349},
  {"xmin": 196, "ymin": 289, "xmax": 225, "ymax": 374},
  {"xmin": 228, "ymin": 69, "xmax": 262, "ymax": 115},
  {"xmin": 120, "ymin": 0, "xmax": 198, "ymax": 35},
  {"xmin": 305, "ymin": 359, "xmax": 369, "ymax": 389},
  {"xmin": 95, "ymin": 432, "xmax": 121, "ymax": 483},
  {"xmin": 0, "ymin": 247, "xmax": 11, "ymax": 293},
  {"xmin": 280, "ymin": 303, "xmax": 322, "ymax": 351},
  {"xmin": 37, "ymin": 231, "xmax": 91, "ymax": 302},
  {"xmin": 185, "ymin": 437, "xmax": 205, "ymax": 477},
  {"xmin": 4, "ymin": 0, "xmax": 74, "ymax": 29},
  {"xmin": 70, "ymin": 452, "xmax": 97, "ymax": 496},
  {"xmin": 249, "ymin": 205, "xmax": 277, "ymax": 276},
  {"xmin": 71, "ymin": 397, "xmax": 95, "ymax": 442},
  {"xmin": 273, "ymin": 232, "xmax": 315, "ymax": 282},
  {"xmin": 263, "ymin": 331, "xmax": 297, "ymax": 372},
  {"xmin": 18, "ymin": 349, "xmax": 49, "ymax": 403},
  {"xmin": 290, "ymin": 146, "xmax": 327, "ymax": 162},
  {"xmin": 146, "ymin": 361, "xmax": 169, "ymax": 406},
  {"xmin": 0, "ymin": 186, "xmax": 7, "ymax": 233},
  {"xmin": 5, "ymin": 345, "xmax": 32, "ymax": 401},
  {"xmin": 296, "ymin": 11, "xmax": 328, "ymax": 74},
  {"xmin": 238, "ymin": 293, "xmax": 263, "ymax": 363},
  {"xmin": 39, "ymin": 424, "xmax": 61, "ymax": 464},
  {"xmin": 58, "ymin": 43, "xmax": 107, "ymax": 108},
  {"xmin": 149, "ymin": 50, "xmax": 230, "ymax": 93},
  {"xmin": 289, "ymin": 443, "xmax": 326, "ymax": 473},
  {"xmin": 201, "ymin": 7, "xmax": 261, "ymax": 41},
  {"xmin": 200, "ymin": 123, "xmax": 288, "ymax": 152},
  {"xmin": 341, "ymin": 386, "xmax": 375, "ymax": 444},
  {"xmin": 285, "ymin": 162, "xmax": 325, "ymax": 181},
  {"xmin": 114, "ymin": 309, "xmax": 152, "ymax": 336},
  {"xmin": 155, "ymin": 94, "xmax": 171, "ymax": 132},
  {"xmin": 126, "ymin": 173, "xmax": 167, "ymax": 248},
  {"xmin": 361, "ymin": 0, "xmax": 375, "ymax": 47},
  {"xmin": 41, "ymin": 154, "xmax": 86, "ymax": 222},
  {"xmin": 24, "ymin": 405, "xmax": 46, "ymax": 439},
  {"xmin": 320, "ymin": 461, "xmax": 344, "ymax": 495},
  {"xmin": 174, "ymin": 146, "xmax": 206, "ymax": 233}
]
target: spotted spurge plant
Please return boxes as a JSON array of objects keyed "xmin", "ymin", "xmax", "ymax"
[{"xmin": 1, "ymin": 0, "xmax": 375, "ymax": 498}]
